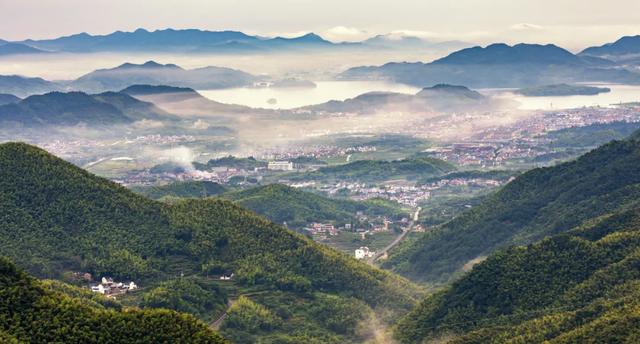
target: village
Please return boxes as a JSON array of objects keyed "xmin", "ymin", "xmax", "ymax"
[{"xmin": 89, "ymin": 276, "xmax": 138, "ymax": 299}]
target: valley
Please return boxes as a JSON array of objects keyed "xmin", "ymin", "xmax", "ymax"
[{"xmin": 2, "ymin": 7, "xmax": 640, "ymax": 342}]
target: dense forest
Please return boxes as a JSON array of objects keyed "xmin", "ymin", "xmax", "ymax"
[
  {"xmin": 0, "ymin": 142, "xmax": 423, "ymax": 342},
  {"xmin": 284, "ymin": 156, "xmax": 455, "ymax": 183},
  {"xmin": 385, "ymin": 134, "xmax": 640, "ymax": 283},
  {"xmin": 133, "ymin": 180, "xmax": 228, "ymax": 200},
  {"xmin": 194, "ymin": 156, "xmax": 267, "ymax": 171},
  {"xmin": 0, "ymin": 257, "xmax": 226, "ymax": 343},
  {"xmin": 395, "ymin": 206, "xmax": 640, "ymax": 343}
]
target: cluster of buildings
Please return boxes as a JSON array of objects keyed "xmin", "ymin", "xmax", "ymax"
[
  {"xmin": 411, "ymin": 107, "xmax": 640, "ymax": 167},
  {"xmin": 258, "ymin": 144, "xmax": 376, "ymax": 161},
  {"xmin": 304, "ymin": 223, "xmax": 338, "ymax": 239},
  {"xmin": 90, "ymin": 277, "xmax": 138, "ymax": 298}
]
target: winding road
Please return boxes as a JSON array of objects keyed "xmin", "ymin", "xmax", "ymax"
[{"xmin": 367, "ymin": 207, "xmax": 421, "ymax": 264}]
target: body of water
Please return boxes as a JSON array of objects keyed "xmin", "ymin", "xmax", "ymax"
[{"xmin": 199, "ymin": 81, "xmax": 420, "ymax": 109}]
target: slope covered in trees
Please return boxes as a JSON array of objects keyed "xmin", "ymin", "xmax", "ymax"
[
  {"xmin": 0, "ymin": 257, "xmax": 226, "ymax": 343},
  {"xmin": 285, "ymin": 156, "xmax": 455, "ymax": 183},
  {"xmin": 0, "ymin": 142, "xmax": 422, "ymax": 342},
  {"xmin": 386, "ymin": 135, "xmax": 640, "ymax": 283},
  {"xmin": 223, "ymin": 184, "xmax": 407, "ymax": 228},
  {"xmin": 394, "ymin": 206, "xmax": 640, "ymax": 343},
  {"xmin": 133, "ymin": 180, "xmax": 228, "ymax": 200}
]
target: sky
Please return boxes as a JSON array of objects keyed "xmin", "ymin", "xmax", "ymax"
[{"xmin": 1, "ymin": 0, "xmax": 640, "ymax": 50}]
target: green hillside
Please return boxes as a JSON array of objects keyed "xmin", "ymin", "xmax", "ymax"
[
  {"xmin": 133, "ymin": 180, "xmax": 228, "ymax": 200},
  {"xmin": 224, "ymin": 184, "xmax": 407, "ymax": 228},
  {"xmin": 194, "ymin": 156, "xmax": 267, "ymax": 171},
  {"xmin": 0, "ymin": 257, "xmax": 226, "ymax": 343},
  {"xmin": 285, "ymin": 157, "xmax": 455, "ymax": 183},
  {"xmin": 0, "ymin": 142, "xmax": 422, "ymax": 342},
  {"xmin": 395, "ymin": 206, "xmax": 640, "ymax": 343},
  {"xmin": 385, "ymin": 136, "xmax": 640, "ymax": 283}
]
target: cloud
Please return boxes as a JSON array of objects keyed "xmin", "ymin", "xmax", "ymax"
[
  {"xmin": 322, "ymin": 26, "xmax": 369, "ymax": 42},
  {"xmin": 510, "ymin": 23, "xmax": 544, "ymax": 31}
]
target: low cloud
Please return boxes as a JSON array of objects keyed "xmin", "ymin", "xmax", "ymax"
[{"xmin": 323, "ymin": 26, "xmax": 369, "ymax": 42}]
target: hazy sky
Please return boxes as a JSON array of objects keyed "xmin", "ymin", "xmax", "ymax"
[{"xmin": 1, "ymin": 0, "xmax": 639, "ymax": 50}]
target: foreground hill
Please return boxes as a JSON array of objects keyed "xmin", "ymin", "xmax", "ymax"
[
  {"xmin": 395, "ymin": 206, "xmax": 640, "ymax": 343},
  {"xmin": 0, "ymin": 143, "xmax": 423, "ymax": 342},
  {"xmin": 0, "ymin": 91, "xmax": 169, "ymax": 126},
  {"xmin": 386, "ymin": 133, "xmax": 640, "ymax": 283},
  {"xmin": 340, "ymin": 43, "xmax": 640, "ymax": 88},
  {"xmin": 223, "ymin": 184, "xmax": 407, "ymax": 229},
  {"xmin": 71, "ymin": 61, "xmax": 259, "ymax": 93},
  {"xmin": 0, "ymin": 257, "xmax": 226, "ymax": 343}
]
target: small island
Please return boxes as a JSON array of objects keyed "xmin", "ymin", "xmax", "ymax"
[{"xmin": 515, "ymin": 83, "xmax": 611, "ymax": 97}]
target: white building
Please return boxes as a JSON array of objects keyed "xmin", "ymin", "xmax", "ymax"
[
  {"xmin": 355, "ymin": 246, "xmax": 375, "ymax": 260},
  {"xmin": 91, "ymin": 284, "xmax": 107, "ymax": 294},
  {"xmin": 268, "ymin": 161, "xmax": 294, "ymax": 171}
]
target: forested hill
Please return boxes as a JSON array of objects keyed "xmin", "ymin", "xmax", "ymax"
[
  {"xmin": 0, "ymin": 257, "xmax": 226, "ymax": 343},
  {"xmin": 395, "ymin": 206, "xmax": 640, "ymax": 343},
  {"xmin": 223, "ymin": 184, "xmax": 407, "ymax": 228},
  {"xmin": 385, "ymin": 134, "xmax": 640, "ymax": 283},
  {"xmin": 285, "ymin": 156, "xmax": 455, "ymax": 183},
  {"xmin": 0, "ymin": 142, "xmax": 423, "ymax": 342}
]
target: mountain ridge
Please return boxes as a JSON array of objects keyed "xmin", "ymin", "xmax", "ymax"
[{"xmin": 340, "ymin": 43, "xmax": 640, "ymax": 88}]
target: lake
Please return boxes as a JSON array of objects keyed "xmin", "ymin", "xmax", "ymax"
[{"xmin": 199, "ymin": 81, "xmax": 420, "ymax": 109}]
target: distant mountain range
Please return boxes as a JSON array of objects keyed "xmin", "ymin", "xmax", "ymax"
[
  {"xmin": 0, "ymin": 28, "xmax": 470, "ymax": 55},
  {"xmin": 0, "ymin": 93, "xmax": 20, "ymax": 106},
  {"xmin": 302, "ymin": 84, "xmax": 511, "ymax": 114},
  {"xmin": 0, "ymin": 75, "xmax": 61, "ymax": 98},
  {"xmin": 0, "ymin": 91, "xmax": 169, "ymax": 126},
  {"xmin": 0, "ymin": 42, "xmax": 48, "ymax": 55},
  {"xmin": 0, "ymin": 61, "xmax": 260, "ymax": 97},
  {"xmin": 12, "ymin": 29, "xmax": 327, "ymax": 53},
  {"xmin": 71, "ymin": 60, "xmax": 259, "ymax": 93},
  {"xmin": 580, "ymin": 35, "xmax": 640, "ymax": 62},
  {"xmin": 340, "ymin": 43, "xmax": 640, "ymax": 88}
]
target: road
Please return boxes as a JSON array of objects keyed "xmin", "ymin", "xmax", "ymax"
[
  {"xmin": 367, "ymin": 207, "xmax": 421, "ymax": 264},
  {"xmin": 209, "ymin": 298, "xmax": 236, "ymax": 330}
]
